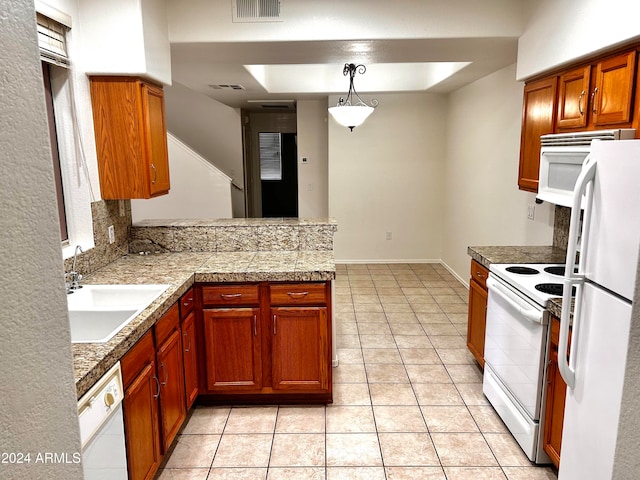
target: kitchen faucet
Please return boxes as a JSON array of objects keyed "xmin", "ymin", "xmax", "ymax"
[{"xmin": 66, "ymin": 245, "xmax": 83, "ymax": 293}]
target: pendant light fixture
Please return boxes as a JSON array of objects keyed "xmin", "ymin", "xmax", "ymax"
[{"xmin": 328, "ymin": 63, "xmax": 378, "ymax": 131}]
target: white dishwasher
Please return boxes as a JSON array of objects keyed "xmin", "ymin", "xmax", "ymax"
[{"xmin": 78, "ymin": 362, "xmax": 128, "ymax": 480}]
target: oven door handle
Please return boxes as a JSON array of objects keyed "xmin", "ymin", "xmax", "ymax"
[{"xmin": 486, "ymin": 277, "xmax": 544, "ymax": 324}]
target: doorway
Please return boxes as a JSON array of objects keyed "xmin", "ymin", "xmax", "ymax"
[
  {"xmin": 260, "ymin": 132, "xmax": 298, "ymax": 217},
  {"xmin": 242, "ymin": 110, "xmax": 298, "ymax": 218}
]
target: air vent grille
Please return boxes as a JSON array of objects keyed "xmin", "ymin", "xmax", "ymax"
[
  {"xmin": 209, "ymin": 84, "xmax": 246, "ymax": 90},
  {"xmin": 232, "ymin": 0, "xmax": 282, "ymax": 22}
]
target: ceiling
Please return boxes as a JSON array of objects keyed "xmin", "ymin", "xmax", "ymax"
[{"xmin": 168, "ymin": 1, "xmax": 522, "ymax": 112}]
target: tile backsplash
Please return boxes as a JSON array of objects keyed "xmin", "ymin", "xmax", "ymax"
[
  {"xmin": 553, "ymin": 205, "xmax": 571, "ymax": 251},
  {"xmin": 63, "ymin": 200, "xmax": 132, "ymax": 277}
]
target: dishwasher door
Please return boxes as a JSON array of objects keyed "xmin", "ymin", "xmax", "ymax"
[{"xmin": 78, "ymin": 362, "xmax": 128, "ymax": 480}]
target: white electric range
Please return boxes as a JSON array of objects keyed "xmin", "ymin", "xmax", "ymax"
[{"xmin": 482, "ymin": 262, "xmax": 574, "ymax": 464}]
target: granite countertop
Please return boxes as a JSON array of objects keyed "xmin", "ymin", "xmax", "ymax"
[
  {"xmin": 72, "ymin": 250, "xmax": 335, "ymax": 399},
  {"xmin": 467, "ymin": 245, "xmax": 569, "ymax": 319}
]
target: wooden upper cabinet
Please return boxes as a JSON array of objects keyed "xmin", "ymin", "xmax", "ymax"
[
  {"xmin": 89, "ymin": 76, "xmax": 170, "ymax": 199},
  {"xmin": 592, "ymin": 51, "xmax": 637, "ymax": 126},
  {"xmin": 557, "ymin": 66, "xmax": 591, "ymax": 129},
  {"xmin": 518, "ymin": 76, "xmax": 558, "ymax": 192}
]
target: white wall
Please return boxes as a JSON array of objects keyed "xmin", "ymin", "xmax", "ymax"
[
  {"xmin": 441, "ymin": 64, "xmax": 554, "ymax": 282},
  {"xmin": 163, "ymin": 82, "xmax": 244, "ymax": 188},
  {"xmin": 328, "ymin": 93, "xmax": 447, "ymax": 263},
  {"xmin": 517, "ymin": 0, "xmax": 640, "ymax": 79},
  {"xmin": 131, "ymin": 133, "xmax": 233, "ymax": 221},
  {"xmin": 0, "ymin": 1, "xmax": 83, "ymax": 478},
  {"xmin": 297, "ymin": 100, "xmax": 329, "ymax": 218},
  {"xmin": 169, "ymin": 0, "xmax": 524, "ymax": 43},
  {"xmin": 79, "ymin": 0, "xmax": 171, "ymax": 85}
]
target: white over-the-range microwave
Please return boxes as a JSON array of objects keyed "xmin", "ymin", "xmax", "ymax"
[{"xmin": 536, "ymin": 129, "xmax": 636, "ymax": 207}]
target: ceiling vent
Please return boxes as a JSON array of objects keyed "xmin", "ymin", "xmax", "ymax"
[
  {"xmin": 247, "ymin": 99, "xmax": 296, "ymax": 111},
  {"xmin": 232, "ymin": 0, "xmax": 282, "ymax": 23},
  {"xmin": 209, "ymin": 84, "xmax": 246, "ymax": 90}
]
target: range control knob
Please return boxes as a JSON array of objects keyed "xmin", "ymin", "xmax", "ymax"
[{"xmin": 104, "ymin": 392, "xmax": 115, "ymax": 408}]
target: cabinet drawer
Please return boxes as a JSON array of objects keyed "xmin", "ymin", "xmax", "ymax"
[
  {"xmin": 202, "ymin": 284, "xmax": 259, "ymax": 306},
  {"xmin": 270, "ymin": 283, "xmax": 327, "ymax": 306},
  {"xmin": 121, "ymin": 330, "xmax": 155, "ymax": 389},
  {"xmin": 154, "ymin": 303, "xmax": 180, "ymax": 346},
  {"xmin": 180, "ymin": 287, "xmax": 195, "ymax": 319},
  {"xmin": 470, "ymin": 260, "xmax": 489, "ymax": 290}
]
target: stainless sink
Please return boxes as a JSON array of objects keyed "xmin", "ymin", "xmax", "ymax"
[{"xmin": 67, "ymin": 284, "xmax": 170, "ymax": 343}]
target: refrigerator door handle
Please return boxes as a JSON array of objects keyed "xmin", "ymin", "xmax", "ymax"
[{"xmin": 559, "ymin": 152, "xmax": 597, "ymax": 389}]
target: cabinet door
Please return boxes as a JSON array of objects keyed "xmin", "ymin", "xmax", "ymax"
[
  {"xmin": 592, "ymin": 51, "xmax": 637, "ymax": 126},
  {"xmin": 156, "ymin": 328, "xmax": 186, "ymax": 452},
  {"xmin": 182, "ymin": 310, "xmax": 199, "ymax": 409},
  {"xmin": 271, "ymin": 307, "xmax": 330, "ymax": 391},
  {"xmin": 467, "ymin": 279, "xmax": 487, "ymax": 368},
  {"xmin": 543, "ymin": 318, "xmax": 567, "ymax": 468},
  {"xmin": 141, "ymin": 82, "xmax": 170, "ymax": 196},
  {"xmin": 557, "ymin": 66, "xmax": 591, "ymax": 129},
  {"xmin": 123, "ymin": 362, "xmax": 161, "ymax": 480},
  {"xmin": 519, "ymin": 76, "xmax": 557, "ymax": 192},
  {"xmin": 203, "ymin": 308, "xmax": 262, "ymax": 391}
]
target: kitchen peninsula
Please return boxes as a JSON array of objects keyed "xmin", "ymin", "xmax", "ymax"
[{"xmin": 72, "ymin": 218, "xmax": 337, "ymax": 400}]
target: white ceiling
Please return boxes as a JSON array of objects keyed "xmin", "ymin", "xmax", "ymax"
[{"xmin": 167, "ymin": 0, "xmax": 524, "ymax": 111}]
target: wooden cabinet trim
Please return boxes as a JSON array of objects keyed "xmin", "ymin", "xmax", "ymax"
[
  {"xmin": 154, "ymin": 303, "xmax": 180, "ymax": 347},
  {"xmin": 121, "ymin": 330, "xmax": 155, "ymax": 389}
]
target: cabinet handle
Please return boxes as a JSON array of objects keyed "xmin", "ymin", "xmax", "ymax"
[
  {"xmin": 273, "ymin": 314, "xmax": 277, "ymax": 335},
  {"xmin": 578, "ymin": 90, "xmax": 585, "ymax": 115},
  {"xmin": 183, "ymin": 331, "xmax": 191, "ymax": 353},
  {"xmin": 475, "ymin": 272, "xmax": 486, "ymax": 279},
  {"xmin": 183, "ymin": 301, "xmax": 192, "ymax": 309},
  {"xmin": 220, "ymin": 293, "xmax": 242, "ymax": 300},
  {"xmin": 152, "ymin": 376, "xmax": 160, "ymax": 399},
  {"xmin": 591, "ymin": 87, "xmax": 599, "ymax": 114},
  {"xmin": 160, "ymin": 362, "xmax": 168, "ymax": 387},
  {"xmin": 151, "ymin": 163, "xmax": 157, "ymax": 184},
  {"xmin": 253, "ymin": 314, "xmax": 257, "ymax": 336},
  {"xmin": 287, "ymin": 291, "xmax": 309, "ymax": 298}
]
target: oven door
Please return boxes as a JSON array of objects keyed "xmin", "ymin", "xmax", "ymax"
[{"xmin": 483, "ymin": 275, "xmax": 549, "ymax": 420}]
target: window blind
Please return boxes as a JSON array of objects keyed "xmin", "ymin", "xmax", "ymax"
[
  {"xmin": 36, "ymin": 13, "xmax": 70, "ymax": 68},
  {"xmin": 259, "ymin": 133, "xmax": 282, "ymax": 181}
]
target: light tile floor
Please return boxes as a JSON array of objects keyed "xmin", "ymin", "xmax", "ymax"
[{"xmin": 156, "ymin": 263, "xmax": 558, "ymax": 480}]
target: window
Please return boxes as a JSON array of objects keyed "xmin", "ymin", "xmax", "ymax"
[
  {"xmin": 36, "ymin": 6, "xmax": 95, "ymax": 258},
  {"xmin": 259, "ymin": 132, "xmax": 282, "ymax": 180},
  {"xmin": 42, "ymin": 62, "xmax": 68, "ymax": 242}
]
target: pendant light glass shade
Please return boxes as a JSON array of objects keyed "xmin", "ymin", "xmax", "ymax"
[
  {"xmin": 328, "ymin": 105, "xmax": 375, "ymax": 130},
  {"xmin": 329, "ymin": 63, "xmax": 378, "ymax": 131}
]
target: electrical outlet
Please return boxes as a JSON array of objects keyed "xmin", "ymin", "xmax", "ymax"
[
  {"xmin": 527, "ymin": 204, "xmax": 535, "ymax": 220},
  {"xmin": 386, "ymin": 231, "xmax": 392, "ymax": 240},
  {"xmin": 108, "ymin": 225, "xmax": 115, "ymax": 244},
  {"xmin": 302, "ymin": 157, "xmax": 308, "ymax": 163}
]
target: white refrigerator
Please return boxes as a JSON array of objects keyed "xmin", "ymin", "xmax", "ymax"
[{"xmin": 558, "ymin": 139, "xmax": 640, "ymax": 479}]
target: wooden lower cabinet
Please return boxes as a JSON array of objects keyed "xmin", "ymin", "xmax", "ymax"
[
  {"xmin": 203, "ymin": 307, "xmax": 262, "ymax": 391},
  {"xmin": 121, "ymin": 331, "xmax": 162, "ymax": 480},
  {"xmin": 182, "ymin": 310, "xmax": 199, "ymax": 409},
  {"xmin": 156, "ymin": 327, "xmax": 186, "ymax": 452},
  {"xmin": 199, "ymin": 281, "xmax": 332, "ymax": 400},
  {"xmin": 543, "ymin": 315, "xmax": 568, "ymax": 468},
  {"xmin": 467, "ymin": 260, "xmax": 489, "ymax": 367},
  {"xmin": 272, "ymin": 307, "xmax": 329, "ymax": 391}
]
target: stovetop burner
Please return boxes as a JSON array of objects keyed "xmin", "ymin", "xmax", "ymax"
[
  {"xmin": 535, "ymin": 283, "xmax": 577, "ymax": 297},
  {"xmin": 544, "ymin": 266, "xmax": 565, "ymax": 276},
  {"xmin": 535, "ymin": 283, "xmax": 563, "ymax": 296},
  {"xmin": 506, "ymin": 266, "xmax": 540, "ymax": 275}
]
